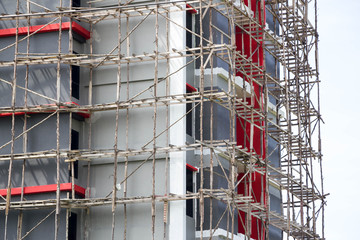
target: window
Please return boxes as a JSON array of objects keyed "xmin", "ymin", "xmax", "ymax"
[
  {"xmin": 186, "ymin": 166, "xmax": 195, "ymax": 217},
  {"xmin": 186, "ymin": 11, "xmax": 193, "ymax": 50},
  {"xmin": 71, "ymin": 51, "xmax": 80, "ymax": 100},
  {"xmin": 68, "ymin": 212, "xmax": 77, "ymax": 240},
  {"xmin": 70, "ymin": 129, "xmax": 79, "ymax": 179},
  {"xmin": 186, "ymin": 84, "xmax": 197, "ymax": 136},
  {"xmin": 186, "ymin": 87, "xmax": 193, "ymax": 136},
  {"xmin": 71, "ymin": 65, "xmax": 80, "ymax": 100},
  {"xmin": 72, "ymin": 0, "xmax": 81, "ymax": 7}
]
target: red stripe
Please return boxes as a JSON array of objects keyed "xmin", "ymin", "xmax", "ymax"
[
  {"xmin": 0, "ymin": 22, "xmax": 90, "ymax": 39},
  {"xmin": 76, "ymin": 112, "xmax": 91, "ymax": 118},
  {"xmin": 186, "ymin": 4, "xmax": 198, "ymax": 14},
  {"xmin": 0, "ymin": 183, "xmax": 86, "ymax": 198},
  {"xmin": 186, "ymin": 83, "xmax": 197, "ymax": 93},
  {"xmin": 186, "ymin": 163, "xmax": 198, "ymax": 172},
  {"xmin": 71, "ymin": 22, "xmax": 91, "ymax": 39}
]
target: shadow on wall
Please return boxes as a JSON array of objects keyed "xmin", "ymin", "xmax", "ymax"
[
  {"xmin": 0, "ymin": 157, "xmax": 68, "ymax": 188},
  {"xmin": 0, "ymin": 64, "xmax": 71, "ymax": 107},
  {"xmin": 0, "ymin": 114, "xmax": 70, "ymax": 188}
]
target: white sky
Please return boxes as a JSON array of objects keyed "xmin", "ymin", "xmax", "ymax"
[{"xmin": 319, "ymin": 0, "xmax": 360, "ymax": 238}]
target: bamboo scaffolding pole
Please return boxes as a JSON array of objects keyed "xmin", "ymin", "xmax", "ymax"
[
  {"xmin": 16, "ymin": 1, "xmax": 31, "ymax": 238},
  {"xmin": 109, "ymin": 4, "xmax": 122, "ymax": 239},
  {"xmin": 54, "ymin": 1, "xmax": 63, "ymax": 239},
  {"xmin": 199, "ymin": 1, "xmax": 205, "ymax": 238},
  {"xmin": 163, "ymin": 1, "xmax": 170, "ymax": 238},
  {"xmin": 123, "ymin": 11, "xmax": 130, "ymax": 240},
  {"xmin": 151, "ymin": 2, "xmax": 159, "ymax": 239},
  {"xmin": 209, "ymin": 4, "xmax": 214, "ymax": 239},
  {"xmin": 84, "ymin": 1, "xmax": 94, "ymax": 237},
  {"xmin": 4, "ymin": 1, "xmax": 20, "ymax": 238}
]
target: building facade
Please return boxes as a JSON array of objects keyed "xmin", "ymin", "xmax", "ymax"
[{"xmin": 0, "ymin": 0, "xmax": 325, "ymax": 239}]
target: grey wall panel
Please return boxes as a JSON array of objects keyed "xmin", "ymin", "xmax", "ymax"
[
  {"xmin": 82, "ymin": 15, "xmax": 169, "ymax": 90},
  {"xmin": 1, "ymin": 156, "xmax": 67, "ymax": 188},
  {"xmin": 0, "ymin": 209, "xmax": 68, "ymax": 240},
  {"xmin": 265, "ymin": 9, "xmax": 282, "ymax": 240},
  {"xmin": 265, "ymin": 51, "xmax": 278, "ymax": 79},
  {"xmin": 269, "ymin": 225, "xmax": 282, "ymax": 240},
  {"xmin": 195, "ymin": 86, "xmax": 231, "ymax": 142},
  {"xmin": 0, "ymin": 113, "xmax": 70, "ymax": 154},
  {"xmin": 87, "ymin": 107, "xmax": 167, "ymax": 151},
  {"xmin": 195, "ymin": 101, "xmax": 230, "ymax": 141},
  {"xmin": 196, "ymin": 166, "xmax": 238, "ymax": 233},
  {"xmin": 186, "ymin": 215, "xmax": 196, "ymax": 240},
  {"xmin": 27, "ymin": 113, "xmax": 70, "ymax": 152},
  {"xmin": 197, "ymin": 10, "xmax": 230, "ymax": 72},
  {"xmin": 0, "ymin": 64, "xmax": 71, "ymax": 107},
  {"xmin": 89, "ymin": 15, "xmax": 167, "ymax": 56},
  {"xmin": 87, "ymin": 160, "xmax": 167, "ymax": 239},
  {"xmin": 265, "ymin": 51, "xmax": 279, "ymax": 106},
  {"xmin": 88, "ymin": 202, "xmax": 166, "ymax": 240},
  {"xmin": 0, "ymin": 114, "xmax": 70, "ymax": 188},
  {"xmin": 0, "ymin": 0, "xmax": 72, "ymax": 15},
  {"xmin": 0, "ymin": 116, "xmax": 25, "ymax": 155},
  {"xmin": 0, "ymin": 192, "xmax": 72, "ymax": 240},
  {"xmin": 0, "ymin": 0, "xmax": 71, "ymax": 28},
  {"xmin": 268, "ymin": 136, "xmax": 280, "ymax": 169},
  {"xmin": 86, "ymin": 78, "xmax": 168, "ymax": 151},
  {"xmin": 265, "ymin": 8, "xmax": 280, "ymax": 35},
  {"xmin": 86, "ymin": 0, "xmax": 157, "ymax": 8},
  {"xmin": 89, "ymin": 159, "xmax": 167, "ymax": 198},
  {"xmin": 0, "ymin": 33, "xmax": 71, "ymax": 107},
  {"xmin": 0, "ymin": 34, "xmax": 70, "ymax": 61},
  {"xmin": 89, "ymin": 78, "xmax": 169, "ymax": 104}
]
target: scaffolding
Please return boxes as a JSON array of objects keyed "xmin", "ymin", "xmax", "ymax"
[{"xmin": 0, "ymin": 0, "xmax": 325, "ymax": 239}]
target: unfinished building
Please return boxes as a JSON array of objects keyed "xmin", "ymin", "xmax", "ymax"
[{"xmin": 0, "ymin": 0, "xmax": 326, "ymax": 239}]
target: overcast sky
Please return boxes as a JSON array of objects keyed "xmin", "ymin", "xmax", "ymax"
[{"xmin": 318, "ymin": 0, "xmax": 360, "ymax": 239}]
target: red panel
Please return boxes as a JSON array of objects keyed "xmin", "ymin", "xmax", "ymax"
[
  {"xmin": 238, "ymin": 172, "xmax": 266, "ymax": 239},
  {"xmin": 186, "ymin": 83, "xmax": 197, "ymax": 93},
  {"xmin": 0, "ymin": 183, "xmax": 86, "ymax": 198},
  {"xmin": 71, "ymin": 22, "xmax": 91, "ymax": 39},
  {"xmin": 76, "ymin": 112, "xmax": 91, "ymax": 118},
  {"xmin": 235, "ymin": 0, "xmax": 266, "ymax": 158},
  {"xmin": 186, "ymin": 4, "xmax": 198, "ymax": 14},
  {"xmin": 186, "ymin": 163, "xmax": 198, "ymax": 172},
  {"xmin": 236, "ymin": 1, "xmax": 266, "ymax": 239},
  {"xmin": 235, "ymin": 0, "xmax": 266, "ymax": 159},
  {"xmin": 0, "ymin": 22, "xmax": 90, "ymax": 39}
]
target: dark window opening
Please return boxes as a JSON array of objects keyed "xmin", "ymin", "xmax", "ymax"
[
  {"xmin": 186, "ymin": 88, "xmax": 193, "ymax": 136},
  {"xmin": 186, "ymin": 9, "xmax": 196, "ymax": 136},
  {"xmin": 186, "ymin": 168, "xmax": 194, "ymax": 217},
  {"xmin": 71, "ymin": 51, "xmax": 80, "ymax": 100},
  {"xmin": 186, "ymin": 11, "xmax": 194, "ymax": 54},
  {"xmin": 72, "ymin": 32, "xmax": 86, "ymax": 43},
  {"xmin": 70, "ymin": 129, "xmax": 79, "ymax": 179},
  {"xmin": 68, "ymin": 212, "xmax": 77, "ymax": 240},
  {"xmin": 71, "ymin": 129, "xmax": 79, "ymax": 150},
  {"xmin": 71, "ymin": 65, "xmax": 80, "ymax": 99},
  {"xmin": 194, "ymin": 14, "xmax": 200, "ymax": 53},
  {"xmin": 185, "ymin": 11, "xmax": 196, "ymax": 54},
  {"xmin": 72, "ymin": 0, "xmax": 81, "ymax": 7}
]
